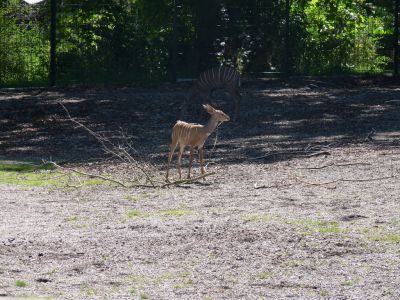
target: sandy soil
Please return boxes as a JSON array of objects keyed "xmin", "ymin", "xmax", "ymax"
[{"xmin": 0, "ymin": 77, "xmax": 399, "ymax": 299}]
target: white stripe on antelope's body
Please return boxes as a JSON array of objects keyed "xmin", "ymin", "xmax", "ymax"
[
  {"xmin": 187, "ymin": 66, "xmax": 241, "ymax": 120},
  {"xmin": 166, "ymin": 104, "xmax": 230, "ymax": 181}
]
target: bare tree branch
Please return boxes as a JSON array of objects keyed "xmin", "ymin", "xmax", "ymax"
[
  {"xmin": 47, "ymin": 161, "xmax": 128, "ymax": 188},
  {"xmin": 161, "ymin": 172, "xmax": 216, "ymax": 188},
  {"xmin": 59, "ymin": 102, "xmax": 156, "ymax": 187}
]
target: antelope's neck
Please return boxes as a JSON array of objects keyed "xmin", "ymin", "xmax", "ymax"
[{"xmin": 203, "ymin": 116, "xmax": 220, "ymax": 136}]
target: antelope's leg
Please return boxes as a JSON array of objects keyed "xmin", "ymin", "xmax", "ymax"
[
  {"xmin": 199, "ymin": 147, "xmax": 205, "ymax": 175},
  {"xmin": 177, "ymin": 144, "xmax": 185, "ymax": 180},
  {"xmin": 166, "ymin": 141, "xmax": 178, "ymax": 181},
  {"xmin": 187, "ymin": 146, "xmax": 194, "ymax": 179}
]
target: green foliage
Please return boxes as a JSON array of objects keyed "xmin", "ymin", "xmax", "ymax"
[
  {"xmin": 0, "ymin": 0, "xmax": 395, "ymax": 86},
  {"xmin": 291, "ymin": 0, "xmax": 391, "ymax": 74},
  {"xmin": 0, "ymin": 1, "xmax": 49, "ymax": 87}
]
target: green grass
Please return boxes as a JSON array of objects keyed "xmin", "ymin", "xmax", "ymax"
[
  {"xmin": 127, "ymin": 210, "xmax": 152, "ymax": 218},
  {"xmin": 241, "ymin": 213, "xmax": 271, "ymax": 222},
  {"xmin": 367, "ymin": 233, "xmax": 400, "ymax": 243},
  {"xmin": 15, "ymin": 280, "xmax": 28, "ymax": 287},
  {"xmin": 285, "ymin": 218, "xmax": 345, "ymax": 235},
  {"xmin": 0, "ymin": 162, "xmax": 110, "ymax": 188},
  {"xmin": 123, "ymin": 191, "xmax": 162, "ymax": 202},
  {"xmin": 0, "ymin": 162, "xmax": 64, "ymax": 187},
  {"xmin": 317, "ymin": 223, "xmax": 342, "ymax": 234},
  {"xmin": 159, "ymin": 210, "xmax": 192, "ymax": 217},
  {"xmin": 342, "ymin": 280, "xmax": 355, "ymax": 286},
  {"xmin": 127, "ymin": 209, "xmax": 193, "ymax": 219},
  {"xmin": 257, "ymin": 271, "xmax": 273, "ymax": 279},
  {"xmin": 0, "ymin": 162, "xmax": 55, "ymax": 172}
]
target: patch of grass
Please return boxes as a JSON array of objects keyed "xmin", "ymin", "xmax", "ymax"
[
  {"xmin": 160, "ymin": 210, "xmax": 192, "ymax": 217},
  {"xmin": 129, "ymin": 275, "xmax": 145, "ymax": 284},
  {"xmin": 127, "ymin": 209, "xmax": 193, "ymax": 219},
  {"xmin": 123, "ymin": 194, "xmax": 140, "ymax": 202},
  {"xmin": 124, "ymin": 191, "xmax": 162, "ymax": 202},
  {"xmin": 0, "ymin": 168, "xmax": 66, "ymax": 187},
  {"xmin": 319, "ymin": 290, "xmax": 329, "ymax": 297},
  {"xmin": 139, "ymin": 293, "xmax": 149, "ymax": 299},
  {"xmin": 154, "ymin": 271, "xmax": 193, "ymax": 286},
  {"xmin": 67, "ymin": 215, "xmax": 79, "ymax": 222},
  {"xmin": 367, "ymin": 233, "xmax": 400, "ymax": 243},
  {"xmin": 241, "ymin": 213, "xmax": 271, "ymax": 222},
  {"xmin": 15, "ymin": 280, "xmax": 28, "ymax": 287},
  {"xmin": 317, "ymin": 223, "xmax": 342, "ymax": 234},
  {"xmin": 80, "ymin": 283, "xmax": 99, "ymax": 296},
  {"xmin": 285, "ymin": 219, "xmax": 326, "ymax": 227},
  {"xmin": 127, "ymin": 210, "xmax": 152, "ymax": 219},
  {"xmin": 8, "ymin": 297, "xmax": 53, "ymax": 300},
  {"xmin": 342, "ymin": 280, "xmax": 355, "ymax": 286},
  {"xmin": 174, "ymin": 277, "xmax": 193, "ymax": 289},
  {"xmin": 0, "ymin": 162, "xmax": 111, "ymax": 188},
  {"xmin": 285, "ymin": 218, "xmax": 345, "ymax": 235},
  {"xmin": 0, "ymin": 162, "xmax": 55, "ymax": 172},
  {"xmin": 154, "ymin": 272, "xmax": 175, "ymax": 284},
  {"xmin": 81, "ymin": 178, "xmax": 109, "ymax": 186},
  {"xmin": 257, "ymin": 271, "xmax": 273, "ymax": 279}
]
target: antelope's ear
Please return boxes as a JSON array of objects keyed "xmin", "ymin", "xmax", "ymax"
[{"xmin": 203, "ymin": 104, "xmax": 215, "ymax": 114}]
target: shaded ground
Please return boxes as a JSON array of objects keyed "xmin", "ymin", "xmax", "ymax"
[{"xmin": 0, "ymin": 77, "xmax": 400, "ymax": 299}]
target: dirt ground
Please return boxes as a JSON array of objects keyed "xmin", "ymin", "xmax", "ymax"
[{"xmin": 0, "ymin": 77, "xmax": 400, "ymax": 299}]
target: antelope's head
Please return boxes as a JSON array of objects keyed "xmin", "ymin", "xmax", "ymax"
[{"xmin": 203, "ymin": 104, "xmax": 230, "ymax": 123}]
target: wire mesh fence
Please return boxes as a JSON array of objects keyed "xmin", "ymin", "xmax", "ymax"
[{"xmin": 0, "ymin": 0, "xmax": 397, "ymax": 88}]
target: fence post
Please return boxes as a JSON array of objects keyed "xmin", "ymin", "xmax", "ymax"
[
  {"xmin": 170, "ymin": 0, "xmax": 178, "ymax": 83},
  {"xmin": 50, "ymin": 0, "xmax": 57, "ymax": 86},
  {"xmin": 395, "ymin": 0, "xmax": 399, "ymax": 77},
  {"xmin": 283, "ymin": 0, "xmax": 291, "ymax": 76}
]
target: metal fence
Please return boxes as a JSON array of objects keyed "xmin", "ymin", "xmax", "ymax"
[{"xmin": 0, "ymin": 0, "xmax": 398, "ymax": 88}]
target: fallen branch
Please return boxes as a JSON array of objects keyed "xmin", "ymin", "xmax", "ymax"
[
  {"xmin": 47, "ymin": 160, "xmax": 217, "ymax": 189},
  {"xmin": 248, "ymin": 149, "xmax": 331, "ymax": 161},
  {"xmin": 161, "ymin": 172, "xmax": 216, "ymax": 188},
  {"xmin": 59, "ymin": 102, "xmax": 155, "ymax": 187},
  {"xmin": 248, "ymin": 150, "xmax": 303, "ymax": 161},
  {"xmin": 364, "ymin": 128, "xmax": 376, "ymax": 142},
  {"xmin": 254, "ymin": 182, "xmax": 296, "ymax": 189},
  {"xmin": 47, "ymin": 161, "xmax": 129, "ymax": 188},
  {"xmin": 255, "ymin": 173, "xmax": 399, "ymax": 190},
  {"xmin": 293, "ymin": 174, "xmax": 399, "ymax": 187},
  {"xmin": 305, "ymin": 151, "xmax": 330, "ymax": 157},
  {"xmin": 297, "ymin": 162, "xmax": 371, "ymax": 170}
]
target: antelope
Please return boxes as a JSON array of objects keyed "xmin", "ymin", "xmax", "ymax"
[
  {"xmin": 185, "ymin": 66, "xmax": 241, "ymax": 119},
  {"xmin": 166, "ymin": 104, "xmax": 230, "ymax": 181}
]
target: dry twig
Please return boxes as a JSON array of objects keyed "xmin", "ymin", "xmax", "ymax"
[
  {"xmin": 162, "ymin": 172, "xmax": 215, "ymax": 188},
  {"xmin": 47, "ymin": 161, "xmax": 128, "ymax": 188},
  {"xmin": 254, "ymin": 182, "xmax": 296, "ymax": 189},
  {"xmin": 59, "ymin": 102, "xmax": 155, "ymax": 187},
  {"xmin": 297, "ymin": 162, "xmax": 371, "ymax": 170},
  {"xmin": 292, "ymin": 174, "xmax": 399, "ymax": 187},
  {"xmin": 255, "ymin": 173, "xmax": 399, "ymax": 190}
]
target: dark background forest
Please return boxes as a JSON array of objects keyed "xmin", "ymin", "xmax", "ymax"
[{"xmin": 0, "ymin": 0, "xmax": 397, "ymax": 87}]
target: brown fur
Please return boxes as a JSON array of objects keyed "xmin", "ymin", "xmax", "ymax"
[{"xmin": 166, "ymin": 104, "xmax": 230, "ymax": 181}]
